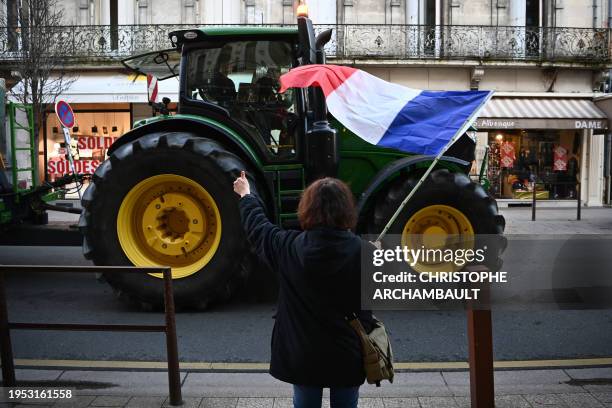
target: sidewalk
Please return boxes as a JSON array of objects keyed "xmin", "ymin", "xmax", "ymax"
[
  {"xmin": 499, "ymin": 207, "xmax": 612, "ymax": 235},
  {"xmin": 4, "ymin": 367, "xmax": 612, "ymax": 407}
]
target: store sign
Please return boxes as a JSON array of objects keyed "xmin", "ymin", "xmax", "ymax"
[
  {"xmin": 112, "ymin": 95, "xmax": 142, "ymax": 102},
  {"xmin": 48, "ymin": 159, "xmax": 102, "ymax": 175},
  {"xmin": 475, "ymin": 119, "xmax": 516, "ymax": 129},
  {"xmin": 574, "ymin": 120, "xmax": 605, "ymax": 129},
  {"xmin": 476, "ymin": 117, "xmax": 608, "ymax": 130},
  {"xmin": 76, "ymin": 136, "xmax": 119, "ymax": 150}
]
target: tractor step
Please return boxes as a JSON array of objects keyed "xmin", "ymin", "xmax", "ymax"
[
  {"xmin": 279, "ymin": 189, "xmax": 303, "ymax": 196},
  {"xmin": 263, "ymin": 164, "xmax": 305, "ymax": 228}
]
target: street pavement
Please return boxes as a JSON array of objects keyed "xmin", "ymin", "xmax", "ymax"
[
  {"xmin": 1, "ymin": 207, "xmax": 611, "ymax": 406},
  {"xmin": 3, "ymin": 367, "xmax": 612, "ymax": 407}
]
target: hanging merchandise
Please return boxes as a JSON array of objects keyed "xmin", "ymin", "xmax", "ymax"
[
  {"xmin": 553, "ymin": 145, "xmax": 568, "ymax": 171},
  {"xmin": 500, "ymin": 141, "xmax": 516, "ymax": 168},
  {"xmin": 487, "ymin": 141, "xmax": 501, "ymax": 197}
]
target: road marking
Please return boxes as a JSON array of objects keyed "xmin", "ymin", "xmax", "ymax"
[{"xmin": 14, "ymin": 357, "xmax": 612, "ymax": 371}]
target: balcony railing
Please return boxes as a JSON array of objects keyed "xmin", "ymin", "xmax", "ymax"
[{"xmin": 1, "ymin": 24, "xmax": 610, "ymax": 64}]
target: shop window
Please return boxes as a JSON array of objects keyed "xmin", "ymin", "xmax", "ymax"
[
  {"xmin": 487, "ymin": 130, "xmax": 581, "ymax": 200},
  {"xmin": 44, "ymin": 109, "xmax": 130, "ymax": 198}
]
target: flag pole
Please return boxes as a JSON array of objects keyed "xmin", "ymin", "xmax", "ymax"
[{"xmin": 375, "ymin": 92, "xmax": 493, "ymax": 243}]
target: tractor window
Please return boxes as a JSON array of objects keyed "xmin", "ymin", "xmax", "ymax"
[
  {"xmin": 185, "ymin": 41, "xmax": 298, "ymax": 158},
  {"xmin": 122, "ymin": 49, "xmax": 181, "ymax": 80}
]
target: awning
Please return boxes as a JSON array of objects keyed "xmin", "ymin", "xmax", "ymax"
[
  {"xmin": 475, "ymin": 97, "xmax": 608, "ymax": 131},
  {"xmin": 9, "ymin": 72, "xmax": 179, "ymax": 104}
]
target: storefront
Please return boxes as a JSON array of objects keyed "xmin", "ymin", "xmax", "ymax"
[
  {"xmin": 594, "ymin": 95, "xmax": 612, "ymax": 206},
  {"xmin": 44, "ymin": 103, "xmax": 131, "ymax": 185},
  {"xmin": 37, "ymin": 72, "xmax": 179, "ymax": 198},
  {"xmin": 474, "ymin": 96, "xmax": 608, "ymax": 206}
]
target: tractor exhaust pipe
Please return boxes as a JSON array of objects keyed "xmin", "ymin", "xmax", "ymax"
[{"xmin": 315, "ymin": 29, "xmax": 333, "ymax": 64}]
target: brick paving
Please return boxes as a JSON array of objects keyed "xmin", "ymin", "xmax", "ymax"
[{"xmin": 2, "ymin": 368, "xmax": 612, "ymax": 407}]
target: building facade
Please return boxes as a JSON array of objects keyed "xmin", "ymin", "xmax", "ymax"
[{"xmin": 1, "ymin": 0, "xmax": 611, "ymax": 205}]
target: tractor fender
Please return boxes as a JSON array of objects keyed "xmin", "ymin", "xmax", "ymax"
[
  {"xmin": 106, "ymin": 116, "xmax": 273, "ymax": 210},
  {"xmin": 356, "ymin": 154, "xmax": 471, "ymax": 216},
  {"xmin": 108, "ymin": 115, "xmax": 263, "ymax": 169}
]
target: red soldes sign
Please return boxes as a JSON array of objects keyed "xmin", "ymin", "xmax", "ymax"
[
  {"xmin": 76, "ymin": 136, "xmax": 119, "ymax": 150},
  {"xmin": 48, "ymin": 135, "xmax": 119, "ymax": 177},
  {"xmin": 48, "ymin": 159, "xmax": 102, "ymax": 175}
]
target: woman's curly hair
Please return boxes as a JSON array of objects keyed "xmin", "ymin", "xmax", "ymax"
[{"xmin": 297, "ymin": 177, "xmax": 357, "ymax": 231}]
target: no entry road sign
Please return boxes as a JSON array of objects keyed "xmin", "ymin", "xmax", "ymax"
[{"xmin": 55, "ymin": 100, "xmax": 75, "ymax": 129}]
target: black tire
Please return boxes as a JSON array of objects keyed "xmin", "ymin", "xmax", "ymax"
[
  {"xmin": 371, "ymin": 168, "xmax": 506, "ymax": 269},
  {"xmin": 79, "ymin": 132, "xmax": 256, "ymax": 310}
]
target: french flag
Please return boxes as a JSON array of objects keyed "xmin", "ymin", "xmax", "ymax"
[{"xmin": 279, "ymin": 65, "xmax": 493, "ymax": 155}]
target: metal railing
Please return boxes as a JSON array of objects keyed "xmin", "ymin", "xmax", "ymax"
[
  {"xmin": 334, "ymin": 25, "xmax": 610, "ymax": 62},
  {"xmin": 0, "ymin": 24, "xmax": 610, "ymax": 63},
  {"xmin": 0, "ymin": 265, "xmax": 182, "ymax": 406}
]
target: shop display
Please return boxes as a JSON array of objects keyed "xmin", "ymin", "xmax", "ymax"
[
  {"xmin": 487, "ymin": 141, "xmax": 501, "ymax": 197},
  {"xmin": 499, "ymin": 141, "xmax": 516, "ymax": 168},
  {"xmin": 486, "ymin": 130, "xmax": 581, "ymax": 200},
  {"xmin": 553, "ymin": 145, "xmax": 568, "ymax": 171}
]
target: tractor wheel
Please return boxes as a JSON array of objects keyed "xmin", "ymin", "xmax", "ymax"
[
  {"xmin": 371, "ymin": 169, "xmax": 506, "ymax": 272},
  {"xmin": 79, "ymin": 132, "xmax": 256, "ymax": 310}
]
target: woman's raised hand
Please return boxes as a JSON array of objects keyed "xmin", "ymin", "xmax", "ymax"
[{"xmin": 233, "ymin": 170, "xmax": 251, "ymax": 198}]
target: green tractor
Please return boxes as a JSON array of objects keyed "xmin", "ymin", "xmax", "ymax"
[{"xmin": 79, "ymin": 15, "xmax": 505, "ymax": 309}]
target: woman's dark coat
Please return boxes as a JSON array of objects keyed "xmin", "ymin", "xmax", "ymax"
[{"xmin": 239, "ymin": 194, "xmax": 370, "ymax": 387}]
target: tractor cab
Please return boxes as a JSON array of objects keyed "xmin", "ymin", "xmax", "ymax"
[
  {"xmin": 122, "ymin": 19, "xmax": 334, "ymax": 173},
  {"xmin": 177, "ymin": 30, "xmax": 301, "ymax": 160}
]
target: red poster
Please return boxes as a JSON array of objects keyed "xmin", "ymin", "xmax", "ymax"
[
  {"xmin": 500, "ymin": 141, "xmax": 516, "ymax": 168},
  {"xmin": 553, "ymin": 145, "xmax": 568, "ymax": 171}
]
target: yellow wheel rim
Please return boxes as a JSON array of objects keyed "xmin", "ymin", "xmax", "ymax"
[
  {"xmin": 401, "ymin": 204, "xmax": 474, "ymax": 274},
  {"xmin": 117, "ymin": 174, "xmax": 222, "ymax": 279}
]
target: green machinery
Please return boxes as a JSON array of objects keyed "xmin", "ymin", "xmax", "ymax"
[
  {"xmin": 1, "ymin": 86, "xmax": 47, "ymax": 226},
  {"xmin": 79, "ymin": 15, "xmax": 505, "ymax": 309},
  {"xmin": 0, "ymin": 80, "xmax": 83, "ymax": 229}
]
